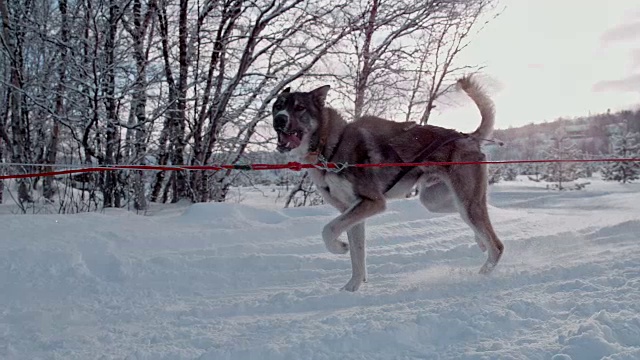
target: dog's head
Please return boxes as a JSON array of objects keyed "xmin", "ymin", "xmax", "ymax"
[{"xmin": 272, "ymin": 85, "xmax": 330, "ymax": 153}]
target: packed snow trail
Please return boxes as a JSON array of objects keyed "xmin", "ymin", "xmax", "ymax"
[{"xmin": 1, "ymin": 179, "xmax": 640, "ymax": 359}]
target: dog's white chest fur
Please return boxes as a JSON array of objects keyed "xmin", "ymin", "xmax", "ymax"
[
  {"xmin": 325, "ymin": 174, "xmax": 357, "ymax": 204},
  {"xmin": 310, "ymin": 170, "xmax": 357, "ymax": 205}
]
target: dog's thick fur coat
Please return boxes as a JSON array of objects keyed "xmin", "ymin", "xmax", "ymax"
[{"xmin": 272, "ymin": 76, "xmax": 504, "ymax": 291}]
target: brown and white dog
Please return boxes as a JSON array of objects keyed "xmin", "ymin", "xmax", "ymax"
[{"xmin": 272, "ymin": 76, "xmax": 504, "ymax": 291}]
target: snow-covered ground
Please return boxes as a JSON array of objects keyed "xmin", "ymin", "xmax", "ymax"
[{"xmin": 2, "ymin": 178, "xmax": 640, "ymax": 360}]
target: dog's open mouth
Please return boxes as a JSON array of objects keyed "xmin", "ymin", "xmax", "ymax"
[{"xmin": 277, "ymin": 129, "xmax": 303, "ymax": 152}]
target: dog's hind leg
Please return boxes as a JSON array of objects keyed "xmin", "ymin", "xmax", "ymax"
[
  {"xmin": 446, "ymin": 164, "xmax": 504, "ymax": 274},
  {"xmin": 419, "ymin": 180, "xmax": 487, "ymax": 252}
]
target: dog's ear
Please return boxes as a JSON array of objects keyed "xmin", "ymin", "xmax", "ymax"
[
  {"xmin": 310, "ymin": 85, "xmax": 330, "ymax": 107},
  {"xmin": 268, "ymin": 87, "xmax": 291, "ymax": 104}
]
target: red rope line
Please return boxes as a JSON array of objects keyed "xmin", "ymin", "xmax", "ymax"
[{"xmin": 1, "ymin": 158, "xmax": 640, "ymax": 180}]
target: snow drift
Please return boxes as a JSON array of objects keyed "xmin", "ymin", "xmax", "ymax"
[{"xmin": 1, "ymin": 179, "xmax": 640, "ymax": 359}]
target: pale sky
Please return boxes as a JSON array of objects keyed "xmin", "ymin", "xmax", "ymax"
[{"xmin": 429, "ymin": 0, "xmax": 640, "ymax": 133}]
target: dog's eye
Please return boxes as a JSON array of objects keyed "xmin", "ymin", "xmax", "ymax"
[{"xmin": 294, "ymin": 104, "xmax": 305, "ymax": 112}]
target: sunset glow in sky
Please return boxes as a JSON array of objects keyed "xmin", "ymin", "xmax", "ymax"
[{"xmin": 429, "ymin": 0, "xmax": 640, "ymax": 132}]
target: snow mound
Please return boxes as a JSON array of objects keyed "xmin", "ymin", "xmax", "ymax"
[
  {"xmin": 179, "ymin": 202, "xmax": 289, "ymax": 228},
  {"xmin": 2, "ymin": 182, "xmax": 640, "ymax": 359}
]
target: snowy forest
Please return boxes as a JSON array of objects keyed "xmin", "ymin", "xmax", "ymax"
[
  {"xmin": 487, "ymin": 109, "xmax": 640, "ymax": 190},
  {"xmin": 0, "ymin": 0, "xmax": 496, "ymax": 212},
  {"xmin": 1, "ymin": 0, "xmax": 639, "ymax": 213}
]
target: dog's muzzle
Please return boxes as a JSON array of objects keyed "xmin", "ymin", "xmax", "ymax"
[
  {"xmin": 276, "ymin": 130, "xmax": 303, "ymax": 152},
  {"xmin": 273, "ymin": 114, "xmax": 288, "ymax": 133},
  {"xmin": 274, "ymin": 114, "xmax": 303, "ymax": 152}
]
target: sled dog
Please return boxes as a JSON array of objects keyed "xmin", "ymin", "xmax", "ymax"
[{"xmin": 271, "ymin": 76, "xmax": 504, "ymax": 291}]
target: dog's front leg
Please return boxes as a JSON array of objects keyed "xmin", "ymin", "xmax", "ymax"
[
  {"xmin": 322, "ymin": 198, "xmax": 385, "ymax": 291},
  {"xmin": 343, "ymin": 222, "xmax": 366, "ymax": 292}
]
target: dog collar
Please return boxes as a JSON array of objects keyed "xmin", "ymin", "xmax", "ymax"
[
  {"xmin": 304, "ymin": 150, "xmax": 321, "ymax": 163},
  {"xmin": 305, "ymin": 122, "xmax": 331, "ymax": 163}
]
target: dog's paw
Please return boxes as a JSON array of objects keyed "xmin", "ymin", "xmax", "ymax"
[
  {"xmin": 322, "ymin": 224, "xmax": 348, "ymax": 254},
  {"xmin": 341, "ymin": 276, "xmax": 364, "ymax": 292},
  {"xmin": 479, "ymin": 261, "xmax": 496, "ymax": 275},
  {"xmin": 326, "ymin": 240, "xmax": 349, "ymax": 254}
]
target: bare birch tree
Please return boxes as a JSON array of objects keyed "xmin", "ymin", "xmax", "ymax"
[
  {"xmin": 0, "ymin": 0, "xmax": 33, "ymax": 203},
  {"xmin": 321, "ymin": 0, "xmax": 495, "ymax": 122},
  {"xmin": 122, "ymin": 0, "xmax": 156, "ymax": 210},
  {"xmin": 415, "ymin": 2, "xmax": 496, "ymax": 124},
  {"xmin": 42, "ymin": 0, "xmax": 70, "ymax": 200}
]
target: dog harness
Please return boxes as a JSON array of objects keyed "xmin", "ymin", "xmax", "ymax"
[
  {"xmin": 309, "ymin": 122, "xmax": 470, "ymax": 194},
  {"xmin": 382, "ymin": 131, "xmax": 468, "ymax": 193}
]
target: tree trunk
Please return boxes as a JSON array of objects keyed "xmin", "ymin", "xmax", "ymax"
[
  {"xmin": 0, "ymin": 0, "xmax": 32, "ymax": 203},
  {"xmin": 0, "ymin": 131, "xmax": 3, "ymax": 204},
  {"xmin": 150, "ymin": 120, "xmax": 171, "ymax": 202},
  {"xmin": 103, "ymin": 0, "xmax": 120, "ymax": 207},
  {"xmin": 168, "ymin": 0, "xmax": 189, "ymax": 203},
  {"xmin": 153, "ymin": 0, "xmax": 187, "ymax": 203},
  {"xmin": 189, "ymin": 0, "xmax": 241, "ymax": 203},
  {"xmin": 0, "ymin": 77, "xmax": 8, "ymax": 204},
  {"xmin": 43, "ymin": 0, "xmax": 69, "ymax": 200},
  {"xmin": 353, "ymin": 0, "xmax": 378, "ymax": 119},
  {"xmin": 129, "ymin": 0, "xmax": 152, "ymax": 210}
]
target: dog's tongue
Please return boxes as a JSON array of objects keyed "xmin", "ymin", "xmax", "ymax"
[{"xmin": 279, "ymin": 132, "xmax": 301, "ymax": 149}]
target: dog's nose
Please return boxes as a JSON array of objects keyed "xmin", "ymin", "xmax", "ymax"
[{"xmin": 273, "ymin": 114, "xmax": 288, "ymax": 132}]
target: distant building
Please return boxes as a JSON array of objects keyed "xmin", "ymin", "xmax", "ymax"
[
  {"xmin": 562, "ymin": 124, "xmax": 589, "ymax": 139},
  {"xmin": 604, "ymin": 123, "xmax": 625, "ymax": 136}
]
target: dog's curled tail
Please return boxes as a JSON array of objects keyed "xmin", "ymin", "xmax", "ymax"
[{"xmin": 457, "ymin": 75, "xmax": 495, "ymax": 140}]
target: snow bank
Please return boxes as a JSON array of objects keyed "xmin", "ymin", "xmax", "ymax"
[{"xmin": 1, "ymin": 182, "xmax": 640, "ymax": 359}]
